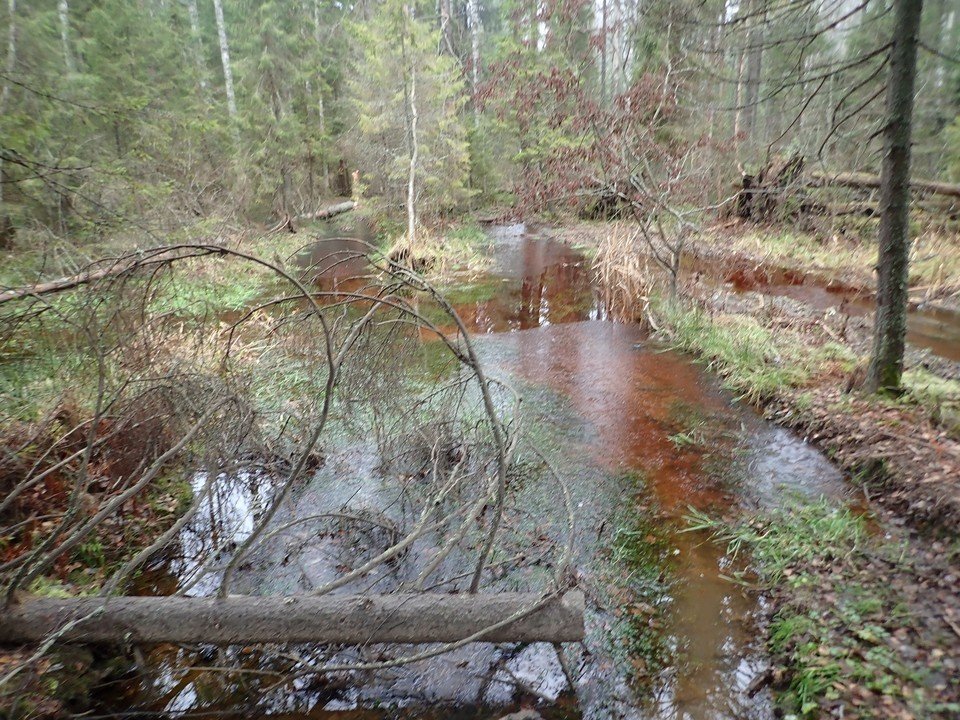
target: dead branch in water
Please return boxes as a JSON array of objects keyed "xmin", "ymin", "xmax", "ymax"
[{"xmin": 1, "ymin": 236, "xmax": 576, "ymax": 691}]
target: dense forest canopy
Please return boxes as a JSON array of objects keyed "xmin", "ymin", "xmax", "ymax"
[{"xmin": 1, "ymin": 0, "xmax": 958, "ymax": 247}]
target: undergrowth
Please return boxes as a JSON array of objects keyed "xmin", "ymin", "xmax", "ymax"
[
  {"xmin": 687, "ymin": 502, "xmax": 958, "ymax": 718},
  {"xmin": 655, "ymin": 300, "xmax": 854, "ymax": 402}
]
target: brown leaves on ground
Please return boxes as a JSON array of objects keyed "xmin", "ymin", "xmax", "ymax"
[
  {"xmin": 767, "ymin": 521, "xmax": 960, "ymax": 719},
  {"xmin": 766, "ymin": 385, "xmax": 960, "ymax": 530}
]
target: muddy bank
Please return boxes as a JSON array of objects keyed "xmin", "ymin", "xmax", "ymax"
[{"xmin": 559, "ymin": 222, "xmax": 960, "ymax": 366}]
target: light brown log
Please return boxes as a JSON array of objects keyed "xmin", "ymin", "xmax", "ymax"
[
  {"xmin": 0, "ymin": 592, "xmax": 584, "ymax": 645},
  {"xmin": 810, "ymin": 171, "xmax": 960, "ymax": 199},
  {"xmin": 0, "ymin": 247, "xmax": 217, "ymax": 306},
  {"xmin": 298, "ymin": 200, "xmax": 356, "ymax": 221}
]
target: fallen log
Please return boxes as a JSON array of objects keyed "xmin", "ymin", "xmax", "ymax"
[
  {"xmin": 0, "ymin": 591, "xmax": 585, "ymax": 645},
  {"xmin": 810, "ymin": 171, "xmax": 960, "ymax": 199},
  {"xmin": 0, "ymin": 246, "xmax": 220, "ymax": 306},
  {"xmin": 297, "ymin": 200, "xmax": 356, "ymax": 221}
]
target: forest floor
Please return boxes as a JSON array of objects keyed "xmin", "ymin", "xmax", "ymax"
[{"xmin": 557, "ymin": 219, "xmax": 960, "ymax": 718}]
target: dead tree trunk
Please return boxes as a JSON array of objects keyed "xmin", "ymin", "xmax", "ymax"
[
  {"xmin": 297, "ymin": 200, "xmax": 356, "ymax": 221},
  {"xmin": 0, "ymin": 592, "xmax": 585, "ymax": 645},
  {"xmin": 867, "ymin": 0, "xmax": 923, "ymax": 393},
  {"xmin": 809, "ymin": 171, "xmax": 960, "ymax": 199},
  {"xmin": 730, "ymin": 153, "xmax": 805, "ymax": 221}
]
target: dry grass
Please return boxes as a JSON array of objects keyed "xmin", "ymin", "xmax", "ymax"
[
  {"xmin": 711, "ymin": 224, "xmax": 960, "ymax": 303},
  {"xmin": 593, "ymin": 222, "xmax": 661, "ymax": 324}
]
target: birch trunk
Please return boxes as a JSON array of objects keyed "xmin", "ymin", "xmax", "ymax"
[
  {"xmin": 58, "ymin": 0, "xmax": 75, "ymax": 73},
  {"xmin": 187, "ymin": 0, "xmax": 208, "ymax": 90},
  {"xmin": 867, "ymin": 0, "xmax": 924, "ymax": 393},
  {"xmin": 403, "ymin": 3, "xmax": 419, "ymax": 254},
  {"xmin": 467, "ymin": 0, "xmax": 482, "ymax": 127},
  {"xmin": 212, "ymin": 0, "xmax": 238, "ymax": 119}
]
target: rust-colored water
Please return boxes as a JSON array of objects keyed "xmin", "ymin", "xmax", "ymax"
[
  {"xmin": 684, "ymin": 254, "xmax": 960, "ymax": 362},
  {"xmin": 107, "ymin": 225, "xmax": 851, "ymax": 719}
]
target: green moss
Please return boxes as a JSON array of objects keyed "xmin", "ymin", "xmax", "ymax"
[
  {"xmin": 903, "ymin": 368, "xmax": 960, "ymax": 437},
  {"xmin": 27, "ymin": 576, "xmax": 76, "ymax": 598}
]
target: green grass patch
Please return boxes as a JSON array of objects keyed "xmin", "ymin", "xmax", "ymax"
[
  {"xmin": 599, "ymin": 473, "xmax": 675, "ymax": 688},
  {"xmin": 656, "ymin": 301, "xmax": 854, "ymax": 402},
  {"xmin": 686, "ymin": 502, "xmax": 956, "ymax": 718},
  {"xmin": 686, "ymin": 500, "xmax": 865, "ymax": 585}
]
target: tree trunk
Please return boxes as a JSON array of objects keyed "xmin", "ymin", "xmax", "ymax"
[
  {"xmin": 741, "ymin": 0, "xmax": 765, "ymax": 147},
  {"xmin": 0, "ymin": 0, "xmax": 16, "ymax": 246},
  {"xmin": 439, "ymin": 0, "xmax": 454, "ymax": 56},
  {"xmin": 600, "ymin": 0, "xmax": 607, "ymax": 105},
  {"xmin": 312, "ymin": 0, "xmax": 331, "ymax": 192},
  {"xmin": 403, "ymin": 2, "xmax": 419, "ymax": 255},
  {"xmin": 212, "ymin": 0, "xmax": 238, "ymax": 120},
  {"xmin": 809, "ymin": 170, "xmax": 960, "ymax": 199},
  {"xmin": 0, "ymin": 592, "xmax": 585, "ymax": 645},
  {"xmin": 467, "ymin": 0, "xmax": 482, "ymax": 126},
  {"xmin": 58, "ymin": 0, "xmax": 75, "ymax": 73},
  {"xmin": 318, "ymin": 91, "xmax": 330, "ymax": 192},
  {"xmin": 267, "ymin": 77, "xmax": 293, "ymax": 216},
  {"xmin": 866, "ymin": 0, "xmax": 924, "ymax": 394},
  {"xmin": 733, "ymin": 43, "xmax": 746, "ymax": 140},
  {"xmin": 297, "ymin": 200, "xmax": 356, "ymax": 221},
  {"xmin": 186, "ymin": 0, "xmax": 209, "ymax": 91}
]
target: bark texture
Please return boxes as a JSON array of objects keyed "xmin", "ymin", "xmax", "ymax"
[
  {"xmin": 809, "ymin": 170, "xmax": 960, "ymax": 199},
  {"xmin": 0, "ymin": 592, "xmax": 585, "ymax": 645},
  {"xmin": 867, "ymin": 0, "xmax": 923, "ymax": 393},
  {"xmin": 212, "ymin": 0, "xmax": 238, "ymax": 119}
]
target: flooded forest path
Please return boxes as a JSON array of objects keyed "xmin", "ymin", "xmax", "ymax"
[{"xmin": 111, "ymin": 224, "xmax": 858, "ymax": 719}]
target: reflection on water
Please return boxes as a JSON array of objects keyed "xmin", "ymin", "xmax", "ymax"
[
  {"xmin": 450, "ymin": 224, "xmax": 605, "ymax": 333},
  {"xmin": 115, "ymin": 224, "xmax": 853, "ymax": 720}
]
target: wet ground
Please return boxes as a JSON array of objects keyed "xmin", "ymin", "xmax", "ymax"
[
  {"xmin": 105, "ymin": 225, "xmax": 856, "ymax": 719},
  {"xmin": 683, "ymin": 253, "xmax": 960, "ymax": 362}
]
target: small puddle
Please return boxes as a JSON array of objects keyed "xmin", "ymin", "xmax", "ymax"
[
  {"xmin": 685, "ymin": 254, "xmax": 960, "ymax": 362},
  {"xmin": 107, "ymin": 225, "xmax": 854, "ymax": 719}
]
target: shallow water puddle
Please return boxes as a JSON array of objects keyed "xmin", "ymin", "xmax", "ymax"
[
  {"xmin": 110, "ymin": 225, "xmax": 853, "ymax": 719},
  {"xmin": 683, "ymin": 253, "xmax": 960, "ymax": 362}
]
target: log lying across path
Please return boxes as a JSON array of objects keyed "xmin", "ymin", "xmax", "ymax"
[
  {"xmin": 727, "ymin": 158, "xmax": 960, "ymax": 223},
  {"xmin": 297, "ymin": 200, "xmax": 356, "ymax": 221},
  {"xmin": 0, "ymin": 592, "xmax": 585, "ymax": 645}
]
